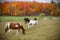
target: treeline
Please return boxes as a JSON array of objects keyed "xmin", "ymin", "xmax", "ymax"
[{"xmin": 0, "ymin": 1, "xmax": 59, "ymax": 16}]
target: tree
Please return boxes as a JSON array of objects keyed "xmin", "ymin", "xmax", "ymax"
[{"xmin": 0, "ymin": 3, "xmax": 2, "ymax": 16}]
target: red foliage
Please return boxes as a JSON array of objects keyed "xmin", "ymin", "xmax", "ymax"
[{"xmin": 2, "ymin": 1, "xmax": 57, "ymax": 16}]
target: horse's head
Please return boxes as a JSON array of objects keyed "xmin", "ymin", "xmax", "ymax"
[
  {"xmin": 34, "ymin": 18, "xmax": 37, "ymax": 20},
  {"xmin": 24, "ymin": 18, "xmax": 30, "ymax": 24}
]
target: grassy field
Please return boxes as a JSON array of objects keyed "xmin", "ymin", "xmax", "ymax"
[
  {"xmin": 0, "ymin": 16, "xmax": 39, "ymax": 21},
  {"xmin": 0, "ymin": 16, "xmax": 60, "ymax": 40}
]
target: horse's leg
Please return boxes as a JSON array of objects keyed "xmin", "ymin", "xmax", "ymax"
[
  {"xmin": 28, "ymin": 25, "xmax": 33, "ymax": 29},
  {"xmin": 28, "ymin": 26, "xmax": 30, "ymax": 29},
  {"xmin": 5, "ymin": 27, "xmax": 9, "ymax": 33},
  {"xmin": 18, "ymin": 29, "xmax": 20, "ymax": 33},
  {"xmin": 28, "ymin": 23, "xmax": 32, "ymax": 29},
  {"xmin": 16, "ymin": 30, "xmax": 19, "ymax": 35},
  {"xmin": 8, "ymin": 29, "xmax": 10, "ymax": 33},
  {"xmin": 21, "ymin": 26, "xmax": 25, "ymax": 35}
]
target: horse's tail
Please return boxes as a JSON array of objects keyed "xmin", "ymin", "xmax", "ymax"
[
  {"xmin": 5, "ymin": 23, "xmax": 10, "ymax": 33},
  {"xmin": 5, "ymin": 23, "xmax": 10, "ymax": 28}
]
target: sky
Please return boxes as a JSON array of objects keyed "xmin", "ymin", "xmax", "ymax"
[{"xmin": 0, "ymin": 0, "xmax": 60, "ymax": 3}]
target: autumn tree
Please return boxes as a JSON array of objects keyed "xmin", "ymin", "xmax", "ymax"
[{"xmin": 0, "ymin": 3, "xmax": 2, "ymax": 16}]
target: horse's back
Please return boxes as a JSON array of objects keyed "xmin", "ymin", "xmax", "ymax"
[{"xmin": 29, "ymin": 20, "xmax": 38, "ymax": 25}]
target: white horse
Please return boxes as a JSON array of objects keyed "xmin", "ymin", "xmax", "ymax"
[{"xmin": 28, "ymin": 20, "xmax": 38, "ymax": 28}]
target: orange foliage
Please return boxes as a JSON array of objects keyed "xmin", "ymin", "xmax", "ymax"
[{"xmin": 2, "ymin": 1, "xmax": 57, "ymax": 16}]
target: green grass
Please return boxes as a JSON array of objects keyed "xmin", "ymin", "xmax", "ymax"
[
  {"xmin": 0, "ymin": 16, "xmax": 57, "ymax": 21},
  {"xmin": 0, "ymin": 16, "xmax": 39, "ymax": 21},
  {"xmin": 0, "ymin": 16, "xmax": 60, "ymax": 40}
]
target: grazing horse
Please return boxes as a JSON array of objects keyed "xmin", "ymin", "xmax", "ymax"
[
  {"xmin": 28, "ymin": 18, "xmax": 38, "ymax": 28},
  {"xmin": 24, "ymin": 18, "xmax": 30, "ymax": 24},
  {"xmin": 5, "ymin": 23, "xmax": 25, "ymax": 35}
]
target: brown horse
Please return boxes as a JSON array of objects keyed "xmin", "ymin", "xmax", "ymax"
[{"xmin": 5, "ymin": 23, "xmax": 25, "ymax": 35}]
